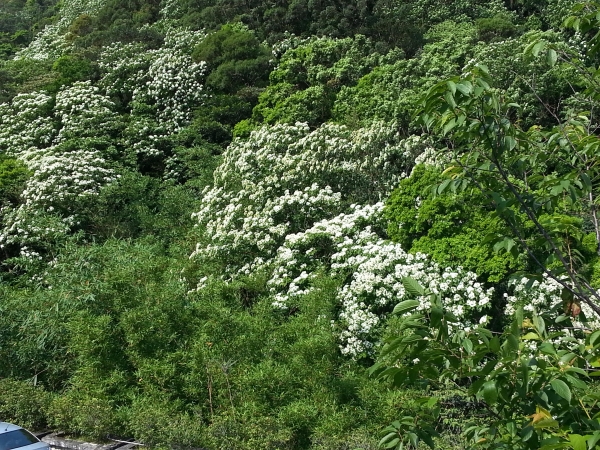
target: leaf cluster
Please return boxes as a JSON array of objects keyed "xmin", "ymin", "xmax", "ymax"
[{"xmin": 372, "ymin": 278, "xmax": 600, "ymax": 449}]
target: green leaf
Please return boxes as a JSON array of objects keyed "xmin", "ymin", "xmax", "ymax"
[
  {"xmin": 379, "ymin": 432, "xmax": 398, "ymax": 447},
  {"xmin": 437, "ymin": 178, "xmax": 451, "ymax": 195},
  {"xmin": 407, "ymin": 432, "xmax": 418, "ymax": 447},
  {"xmin": 565, "ymin": 367, "xmax": 588, "ymax": 377},
  {"xmin": 443, "ymin": 117, "xmax": 456, "ymax": 135},
  {"xmin": 447, "ymin": 80, "xmax": 457, "ymax": 95},
  {"xmin": 430, "ymin": 307, "xmax": 443, "ymax": 327},
  {"xmin": 456, "ymin": 82, "xmax": 473, "ymax": 95},
  {"xmin": 505, "ymin": 334, "xmax": 519, "ymax": 353},
  {"xmin": 550, "ymin": 379, "xmax": 571, "ymax": 402},
  {"xmin": 504, "ymin": 135, "xmax": 516, "ymax": 151},
  {"xmin": 587, "ymin": 432, "xmax": 600, "ymax": 449},
  {"xmin": 522, "ymin": 332, "xmax": 540, "ymax": 340},
  {"xmin": 489, "ymin": 336, "xmax": 500, "ymax": 353},
  {"xmin": 568, "ymin": 434, "xmax": 587, "ymax": 450},
  {"xmin": 383, "ymin": 437, "xmax": 400, "ymax": 448},
  {"xmin": 482, "ymin": 380, "xmax": 498, "ymax": 405},
  {"xmin": 559, "ymin": 353, "xmax": 576, "ymax": 365},
  {"xmin": 590, "ymin": 330, "xmax": 600, "ymax": 347},
  {"xmin": 564, "ymin": 374, "xmax": 587, "ymax": 390},
  {"xmin": 392, "ymin": 300, "xmax": 421, "ymax": 316},
  {"xmin": 462, "ymin": 338, "xmax": 473, "ymax": 354},
  {"xmin": 420, "ymin": 432, "xmax": 435, "ymax": 449},
  {"xmin": 402, "ymin": 335, "xmax": 424, "ymax": 344},
  {"xmin": 444, "ymin": 91, "xmax": 456, "ymax": 109},
  {"xmin": 402, "ymin": 277, "xmax": 425, "ymax": 297},
  {"xmin": 533, "ymin": 315, "xmax": 545, "ymax": 335},
  {"xmin": 532, "ymin": 41, "xmax": 545, "ymax": 57},
  {"xmin": 546, "ymin": 48, "xmax": 558, "ymax": 66},
  {"xmin": 521, "ymin": 425, "xmax": 534, "ymax": 441},
  {"xmin": 534, "ymin": 418, "xmax": 560, "ymax": 430}
]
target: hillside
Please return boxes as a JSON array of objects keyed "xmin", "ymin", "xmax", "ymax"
[{"xmin": 0, "ymin": 1, "xmax": 600, "ymax": 449}]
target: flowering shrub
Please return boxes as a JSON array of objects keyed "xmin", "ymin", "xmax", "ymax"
[
  {"xmin": 0, "ymin": 92, "xmax": 56, "ymax": 156},
  {"xmin": 0, "ymin": 82, "xmax": 118, "ymax": 157},
  {"xmin": 98, "ymin": 42, "xmax": 154, "ymax": 99},
  {"xmin": 131, "ymin": 49, "xmax": 206, "ymax": 133},
  {"xmin": 505, "ymin": 275, "xmax": 600, "ymax": 331},
  {"xmin": 265, "ymin": 204, "xmax": 493, "ymax": 357},
  {"xmin": 191, "ymin": 121, "xmax": 417, "ymax": 275},
  {"xmin": 0, "ymin": 84, "xmax": 119, "ymax": 259},
  {"xmin": 0, "ymin": 144, "xmax": 118, "ymax": 257},
  {"xmin": 1, "ymin": 24, "xmax": 207, "ymax": 257},
  {"xmin": 372, "ymin": 278, "xmax": 600, "ymax": 450},
  {"xmin": 54, "ymin": 81, "xmax": 120, "ymax": 143},
  {"xmin": 15, "ymin": 0, "xmax": 107, "ymax": 60},
  {"xmin": 188, "ymin": 121, "xmax": 506, "ymax": 356},
  {"xmin": 98, "ymin": 28, "xmax": 207, "ymax": 159}
]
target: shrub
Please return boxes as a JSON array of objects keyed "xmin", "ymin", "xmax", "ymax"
[
  {"xmin": 0, "ymin": 379, "xmax": 52, "ymax": 430},
  {"xmin": 48, "ymin": 391, "xmax": 119, "ymax": 441}
]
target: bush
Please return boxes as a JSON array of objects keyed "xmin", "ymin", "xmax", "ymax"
[
  {"xmin": 48, "ymin": 391, "xmax": 119, "ymax": 441},
  {"xmin": 0, "ymin": 155, "xmax": 29, "ymax": 206},
  {"xmin": 476, "ymin": 14, "xmax": 517, "ymax": 42},
  {"xmin": 0, "ymin": 379, "xmax": 52, "ymax": 430},
  {"xmin": 127, "ymin": 395, "xmax": 207, "ymax": 448}
]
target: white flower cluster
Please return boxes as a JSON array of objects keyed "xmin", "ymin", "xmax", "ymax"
[
  {"xmin": 0, "ymin": 92, "xmax": 56, "ymax": 156},
  {"xmin": 54, "ymin": 81, "xmax": 119, "ymax": 143},
  {"xmin": 98, "ymin": 28, "xmax": 207, "ymax": 156},
  {"xmin": 0, "ymin": 205, "xmax": 70, "ymax": 252},
  {"xmin": 15, "ymin": 0, "xmax": 106, "ymax": 60},
  {"xmin": 20, "ymin": 149, "xmax": 117, "ymax": 207},
  {"xmin": 191, "ymin": 121, "xmax": 417, "ymax": 276},
  {"xmin": 0, "ymin": 147, "xmax": 117, "ymax": 253},
  {"xmin": 264, "ymin": 203, "xmax": 493, "ymax": 356},
  {"xmin": 505, "ymin": 275, "xmax": 600, "ymax": 331},
  {"xmin": 0, "ymin": 84, "xmax": 119, "ymax": 254},
  {"xmin": 98, "ymin": 42, "xmax": 154, "ymax": 97},
  {"xmin": 336, "ymin": 247, "xmax": 492, "ymax": 356},
  {"xmin": 159, "ymin": 0, "xmax": 185, "ymax": 20},
  {"xmin": 163, "ymin": 27, "xmax": 207, "ymax": 52},
  {"xmin": 268, "ymin": 203, "xmax": 387, "ymax": 306},
  {"xmin": 190, "ymin": 122, "xmax": 482, "ymax": 355},
  {"xmin": 411, "ymin": 135, "xmax": 447, "ymax": 169},
  {"xmin": 271, "ymin": 33, "xmax": 312, "ymax": 59},
  {"xmin": 132, "ymin": 50, "xmax": 206, "ymax": 133}
]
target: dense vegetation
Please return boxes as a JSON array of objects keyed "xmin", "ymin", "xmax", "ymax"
[{"xmin": 1, "ymin": 0, "xmax": 600, "ymax": 449}]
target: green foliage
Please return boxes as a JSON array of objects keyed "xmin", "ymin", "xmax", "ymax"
[
  {"xmin": 232, "ymin": 118, "xmax": 256, "ymax": 138},
  {"xmin": 0, "ymin": 0, "xmax": 60, "ymax": 56},
  {"xmin": 189, "ymin": 93, "xmax": 254, "ymax": 146},
  {"xmin": 253, "ymin": 35, "xmax": 383, "ymax": 126},
  {"xmin": 49, "ymin": 391, "xmax": 120, "ymax": 441},
  {"xmin": 0, "ymin": 154, "xmax": 29, "ymax": 205},
  {"xmin": 464, "ymin": 30, "xmax": 582, "ymax": 128},
  {"xmin": 73, "ymin": 0, "xmax": 163, "ymax": 48},
  {"xmin": 50, "ymin": 54, "xmax": 93, "ymax": 91},
  {"xmin": 89, "ymin": 171, "xmax": 202, "ymax": 244},
  {"xmin": 386, "ymin": 165, "xmax": 524, "ymax": 282},
  {"xmin": 0, "ymin": 58, "xmax": 57, "ymax": 97},
  {"xmin": 420, "ymin": 62, "xmax": 600, "ymax": 315},
  {"xmin": 333, "ymin": 22, "xmax": 479, "ymax": 130},
  {"xmin": 0, "ymin": 379, "xmax": 52, "ymax": 430},
  {"xmin": 371, "ymin": 278, "xmax": 600, "ymax": 449},
  {"xmin": 476, "ymin": 14, "xmax": 517, "ymax": 42},
  {"xmin": 2, "ymin": 1, "xmax": 599, "ymax": 448},
  {"xmin": 126, "ymin": 395, "xmax": 206, "ymax": 448},
  {"xmin": 192, "ymin": 24, "xmax": 271, "ymax": 94}
]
